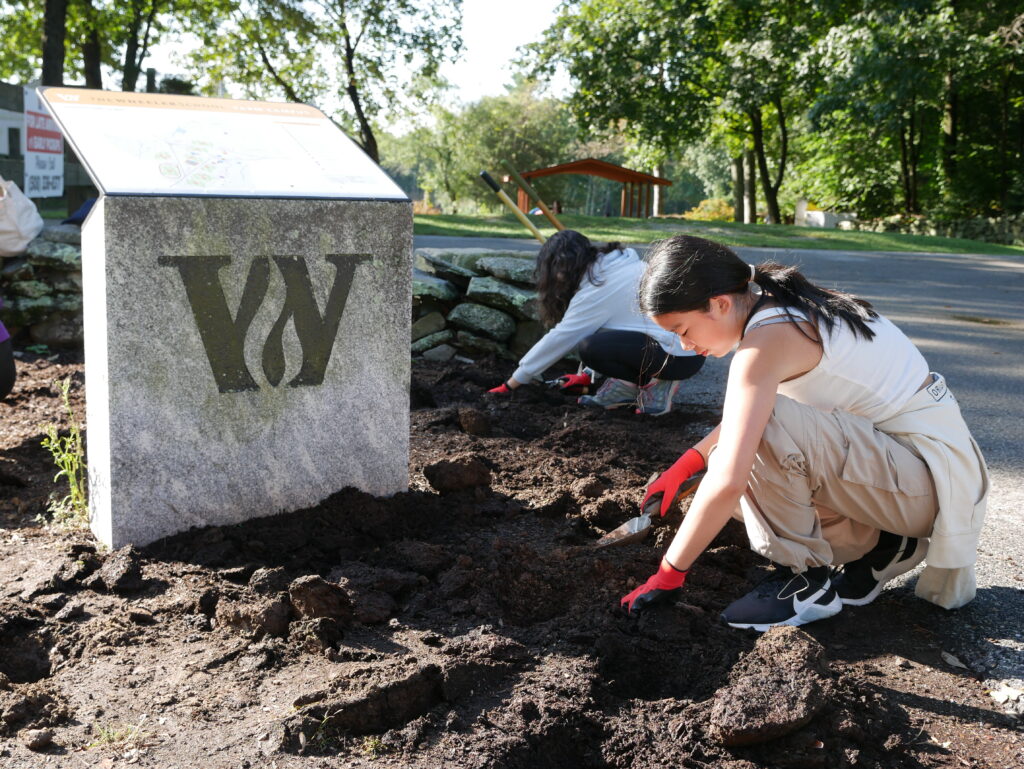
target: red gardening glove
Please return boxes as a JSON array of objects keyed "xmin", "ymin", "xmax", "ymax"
[
  {"xmin": 642, "ymin": 448, "xmax": 706, "ymax": 518},
  {"xmin": 488, "ymin": 382, "xmax": 512, "ymax": 394},
  {"xmin": 621, "ymin": 559, "xmax": 689, "ymax": 613},
  {"xmin": 553, "ymin": 372, "xmax": 592, "ymax": 395}
]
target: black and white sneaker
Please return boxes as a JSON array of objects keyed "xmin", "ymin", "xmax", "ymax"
[
  {"xmin": 833, "ymin": 531, "xmax": 928, "ymax": 607},
  {"xmin": 721, "ymin": 565, "xmax": 843, "ymax": 632}
]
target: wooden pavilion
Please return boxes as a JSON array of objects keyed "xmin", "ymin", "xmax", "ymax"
[{"xmin": 517, "ymin": 158, "xmax": 671, "ymax": 218}]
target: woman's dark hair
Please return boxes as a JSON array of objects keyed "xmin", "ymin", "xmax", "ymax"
[
  {"xmin": 639, "ymin": 235, "xmax": 878, "ymax": 340},
  {"xmin": 535, "ymin": 230, "xmax": 623, "ymax": 327}
]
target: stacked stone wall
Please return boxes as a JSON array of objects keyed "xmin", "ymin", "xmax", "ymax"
[
  {"xmin": 412, "ymin": 247, "xmax": 544, "ymax": 363},
  {"xmin": 849, "ymin": 213, "xmax": 1024, "ymax": 246},
  {"xmin": 1, "ymin": 238, "xmax": 547, "ymax": 360},
  {"xmin": 0, "ymin": 223, "xmax": 84, "ymax": 347}
]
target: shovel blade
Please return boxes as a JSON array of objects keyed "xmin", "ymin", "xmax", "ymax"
[{"xmin": 595, "ymin": 513, "xmax": 651, "ymax": 548}]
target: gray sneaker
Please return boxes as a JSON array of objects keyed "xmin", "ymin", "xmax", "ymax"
[
  {"xmin": 636, "ymin": 378, "xmax": 681, "ymax": 416},
  {"xmin": 578, "ymin": 377, "xmax": 639, "ymax": 409}
]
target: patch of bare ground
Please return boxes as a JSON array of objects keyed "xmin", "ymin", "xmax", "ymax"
[{"xmin": 0, "ymin": 352, "xmax": 1020, "ymax": 767}]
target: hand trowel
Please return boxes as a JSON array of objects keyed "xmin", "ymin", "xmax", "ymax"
[{"xmin": 594, "ymin": 470, "xmax": 705, "ymax": 548}]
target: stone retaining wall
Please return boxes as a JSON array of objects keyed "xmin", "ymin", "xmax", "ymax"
[
  {"xmin": 412, "ymin": 247, "xmax": 544, "ymax": 363},
  {"xmin": 0, "ymin": 223, "xmax": 84, "ymax": 346},
  {"xmin": 849, "ymin": 213, "xmax": 1024, "ymax": 245},
  {"xmin": 1, "ymin": 236, "xmax": 548, "ymax": 362}
]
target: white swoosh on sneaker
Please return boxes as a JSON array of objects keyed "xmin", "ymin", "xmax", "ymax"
[{"xmin": 791, "ymin": 584, "xmax": 829, "ymax": 615}]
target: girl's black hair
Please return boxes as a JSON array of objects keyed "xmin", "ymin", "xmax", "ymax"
[
  {"xmin": 535, "ymin": 229, "xmax": 623, "ymax": 327},
  {"xmin": 638, "ymin": 235, "xmax": 878, "ymax": 340}
]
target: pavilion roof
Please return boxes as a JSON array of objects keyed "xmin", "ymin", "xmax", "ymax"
[{"xmin": 520, "ymin": 158, "xmax": 671, "ymax": 186}]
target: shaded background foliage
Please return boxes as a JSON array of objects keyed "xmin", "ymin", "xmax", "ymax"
[{"xmin": 1, "ymin": 0, "xmax": 1021, "ymax": 221}]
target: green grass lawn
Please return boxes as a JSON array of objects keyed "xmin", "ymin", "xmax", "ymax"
[{"xmin": 414, "ymin": 213, "xmax": 1024, "ymax": 256}]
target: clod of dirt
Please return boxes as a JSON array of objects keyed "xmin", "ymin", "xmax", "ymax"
[
  {"xmin": 439, "ymin": 628, "xmax": 530, "ymax": 701},
  {"xmin": 128, "ymin": 609, "xmax": 156, "ymax": 625},
  {"xmin": 0, "ymin": 607, "xmax": 51, "ymax": 684},
  {"xmin": 23, "ymin": 727, "xmax": 53, "ymax": 750},
  {"xmin": 709, "ymin": 626, "xmax": 832, "ymax": 746},
  {"xmin": 457, "ymin": 406, "xmax": 491, "ymax": 436},
  {"xmin": 96, "ymin": 546, "xmax": 145, "ymax": 593},
  {"xmin": 0, "ymin": 683, "xmax": 70, "ymax": 736},
  {"xmin": 215, "ymin": 595, "xmax": 291, "ymax": 638},
  {"xmin": 36, "ymin": 593, "xmax": 67, "ymax": 612},
  {"xmin": 288, "ymin": 575, "xmax": 353, "ymax": 623},
  {"xmin": 248, "ymin": 567, "xmax": 290, "ymax": 594},
  {"xmin": 392, "ymin": 541, "xmax": 450, "ymax": 577},
  {"xmin": 284, "ymin": 663, "xmax": 445, "ymax": 748},
  {"xmin": 571, "ymin": 475, "xmax": 606, "ymax": 499},
  {"xmin": 422, "ymin": 454, "xmax": 491, "ymax": 493},
  {"xmin": 53, "ymin": 601, "xmax": 84, "ymax": 622},
  {"xmin": 44, "ymin": 552, "xmax": 100, "ymax": 591},
  {"xmin": 351, "ymin": 590, "xmax": 396, "ymax": 624},
  {"xmin": 291, "ymin": 617, "xmax": 344, "ymax": 653}
]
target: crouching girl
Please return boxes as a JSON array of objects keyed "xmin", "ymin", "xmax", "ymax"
[{"xmin": 621, "ymin": 235, "xmax": 988, "ymax": 629}]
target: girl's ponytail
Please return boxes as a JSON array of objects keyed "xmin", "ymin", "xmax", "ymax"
[
  {"xmin": 641, "ymin": 235, "xmax": 878, "ymax": 340},
  {"xmin": 752, "ymin": 261, "xmax": 878, "ymax": 340}
]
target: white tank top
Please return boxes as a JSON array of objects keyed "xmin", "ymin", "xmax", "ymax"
[{"xmin": 745, "ymin": 306, "xmax": 929, "ymax": 423}]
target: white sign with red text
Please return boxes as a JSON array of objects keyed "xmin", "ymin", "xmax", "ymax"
[{"xmin": 23, "ymin": 87, "xmax": 64, "ymax": 197}]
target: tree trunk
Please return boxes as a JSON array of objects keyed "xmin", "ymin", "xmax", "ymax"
[
  {"xmin": 909, "ymin": 106, "xmax": 920, "ymax": 213},
  {"xmin": 339, "ymin": 20, "xmax": 379, "ymax": 163},
  {"xmin": 79, "ymin": 0, "xmax": 102, "ymax": 88},
  {"xmin": 82, "ymin": 31, "xmax": 103, "ymax": 88},
  {"xmin": 941, "ymin": 70, "xmax": 958, "ymax": 191},
  {"xmin": 898, "ymin": 122, "xmax": 912, "ymax": 213},
  {"xmin": 121, "ymin": 1, "xmax": 159, "ymax": 92},
  {"xmin": 731, "ymin": 156, "xmax": 743, "ymax": 222},
  {"xmin": 743, "ymin": 149, "xmax": 757, "ymax": 224},
  {"xmin": 121, "ymin": 10, "xmax": 142, "ymax": 91},
  {"xmin": 42, "ymin": 0, "xmax": 68, "ymax": 86},
  {"xmin": 998, "ymin": 71, "xmax": 1009, "ymax": 214},
  {"xmin": 750, "ymin": 107, "xmax": 782, "ymax": 224}
]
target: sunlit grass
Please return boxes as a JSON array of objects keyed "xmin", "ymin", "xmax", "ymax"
[{"xmin": 413, "ymin": 213, "xmax": 1024, "ymax": 256}]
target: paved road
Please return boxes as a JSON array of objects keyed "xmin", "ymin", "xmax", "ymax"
[{"xmin": 415, "ymin": 234, "xmax": 1024, "ymax": 689}]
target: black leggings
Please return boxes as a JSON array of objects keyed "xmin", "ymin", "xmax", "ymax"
[
  {"xmin": 578, "ymin": 330, "xmax": 705, "ymax": 386},
  {"xmin": 0, "ymin": 339, "xmax": 15, "ymax": 401}
]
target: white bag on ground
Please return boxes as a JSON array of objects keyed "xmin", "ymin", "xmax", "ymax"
[{"xmin": 0, "ymin": 174, "xmax": 44, "ymax": 256}]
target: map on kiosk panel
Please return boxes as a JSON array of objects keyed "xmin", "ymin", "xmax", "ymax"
[{"xmin": 37, "ymin": 88, "xmax": 407, "ymax": 200}]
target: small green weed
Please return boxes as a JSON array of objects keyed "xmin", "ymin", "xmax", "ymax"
[
  {"xmin": 40, "ymin": 377, "xmax": 89, "ymax": 529},
  {"xmin": 87, "ymin": 716, "xmax": 153, "ymax": 750},
  {"xmin": 361, "ymin": 735, "xmax": 387, "ymax": 757}
]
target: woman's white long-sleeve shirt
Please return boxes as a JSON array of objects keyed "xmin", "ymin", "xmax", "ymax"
[{"xmin": 511, "ymin": 248, "xmax": 691, "ymax": 383}]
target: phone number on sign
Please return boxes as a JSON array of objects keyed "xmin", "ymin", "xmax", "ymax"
[{"xmin": 26, "ymin": 175, "xmax": 63, "ymax": 194}]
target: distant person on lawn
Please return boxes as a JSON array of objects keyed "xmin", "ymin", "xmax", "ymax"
[
  {"xmin": 487, "ymin": 229, "xmax": 704, "ymax": 415},
  {"xmin": 621, "ymin": 235, "xmax": 988, "ymax": 629}
]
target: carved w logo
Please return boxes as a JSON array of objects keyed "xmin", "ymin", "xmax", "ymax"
[{"xmin": 159, "ymin": 254, "xmax": 371, "ymax": 392}]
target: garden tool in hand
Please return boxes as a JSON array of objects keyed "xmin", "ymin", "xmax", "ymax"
[
  {"xmin": 545, "ymin": 366, "xmax": 596, "ymax": 395},
  {"xmin": 596, "ymin": 458, "xmax": 706, "ymax": 548}
]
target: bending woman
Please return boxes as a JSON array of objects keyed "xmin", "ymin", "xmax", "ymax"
[
  {"xmin": 621, "ymin": 235, "xmax": 988, "ymax": 629},
  {"xmin": 488, "ymin": 230, "xmax": 704, "ymax": 416}
]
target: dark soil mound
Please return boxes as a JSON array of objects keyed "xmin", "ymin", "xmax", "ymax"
[{"xmin": 0, "ymin": 353, "xmax": 1019, "ymax": 767}]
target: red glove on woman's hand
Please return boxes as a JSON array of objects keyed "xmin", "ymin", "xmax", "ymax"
[
  {"xmin": 488, "ymin": 382, "xmax": 512, "ymax": 394},
  {"xmin": 621, "ymin": 559, "xmax": 689, "ymax": 613},
  {"xmin": 642, "ymin": 448, "xmax": 706, "ymax": 518},
  {"xmin": 551, "ymin": 372, "xmax": 592, "ymax": 395}
]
